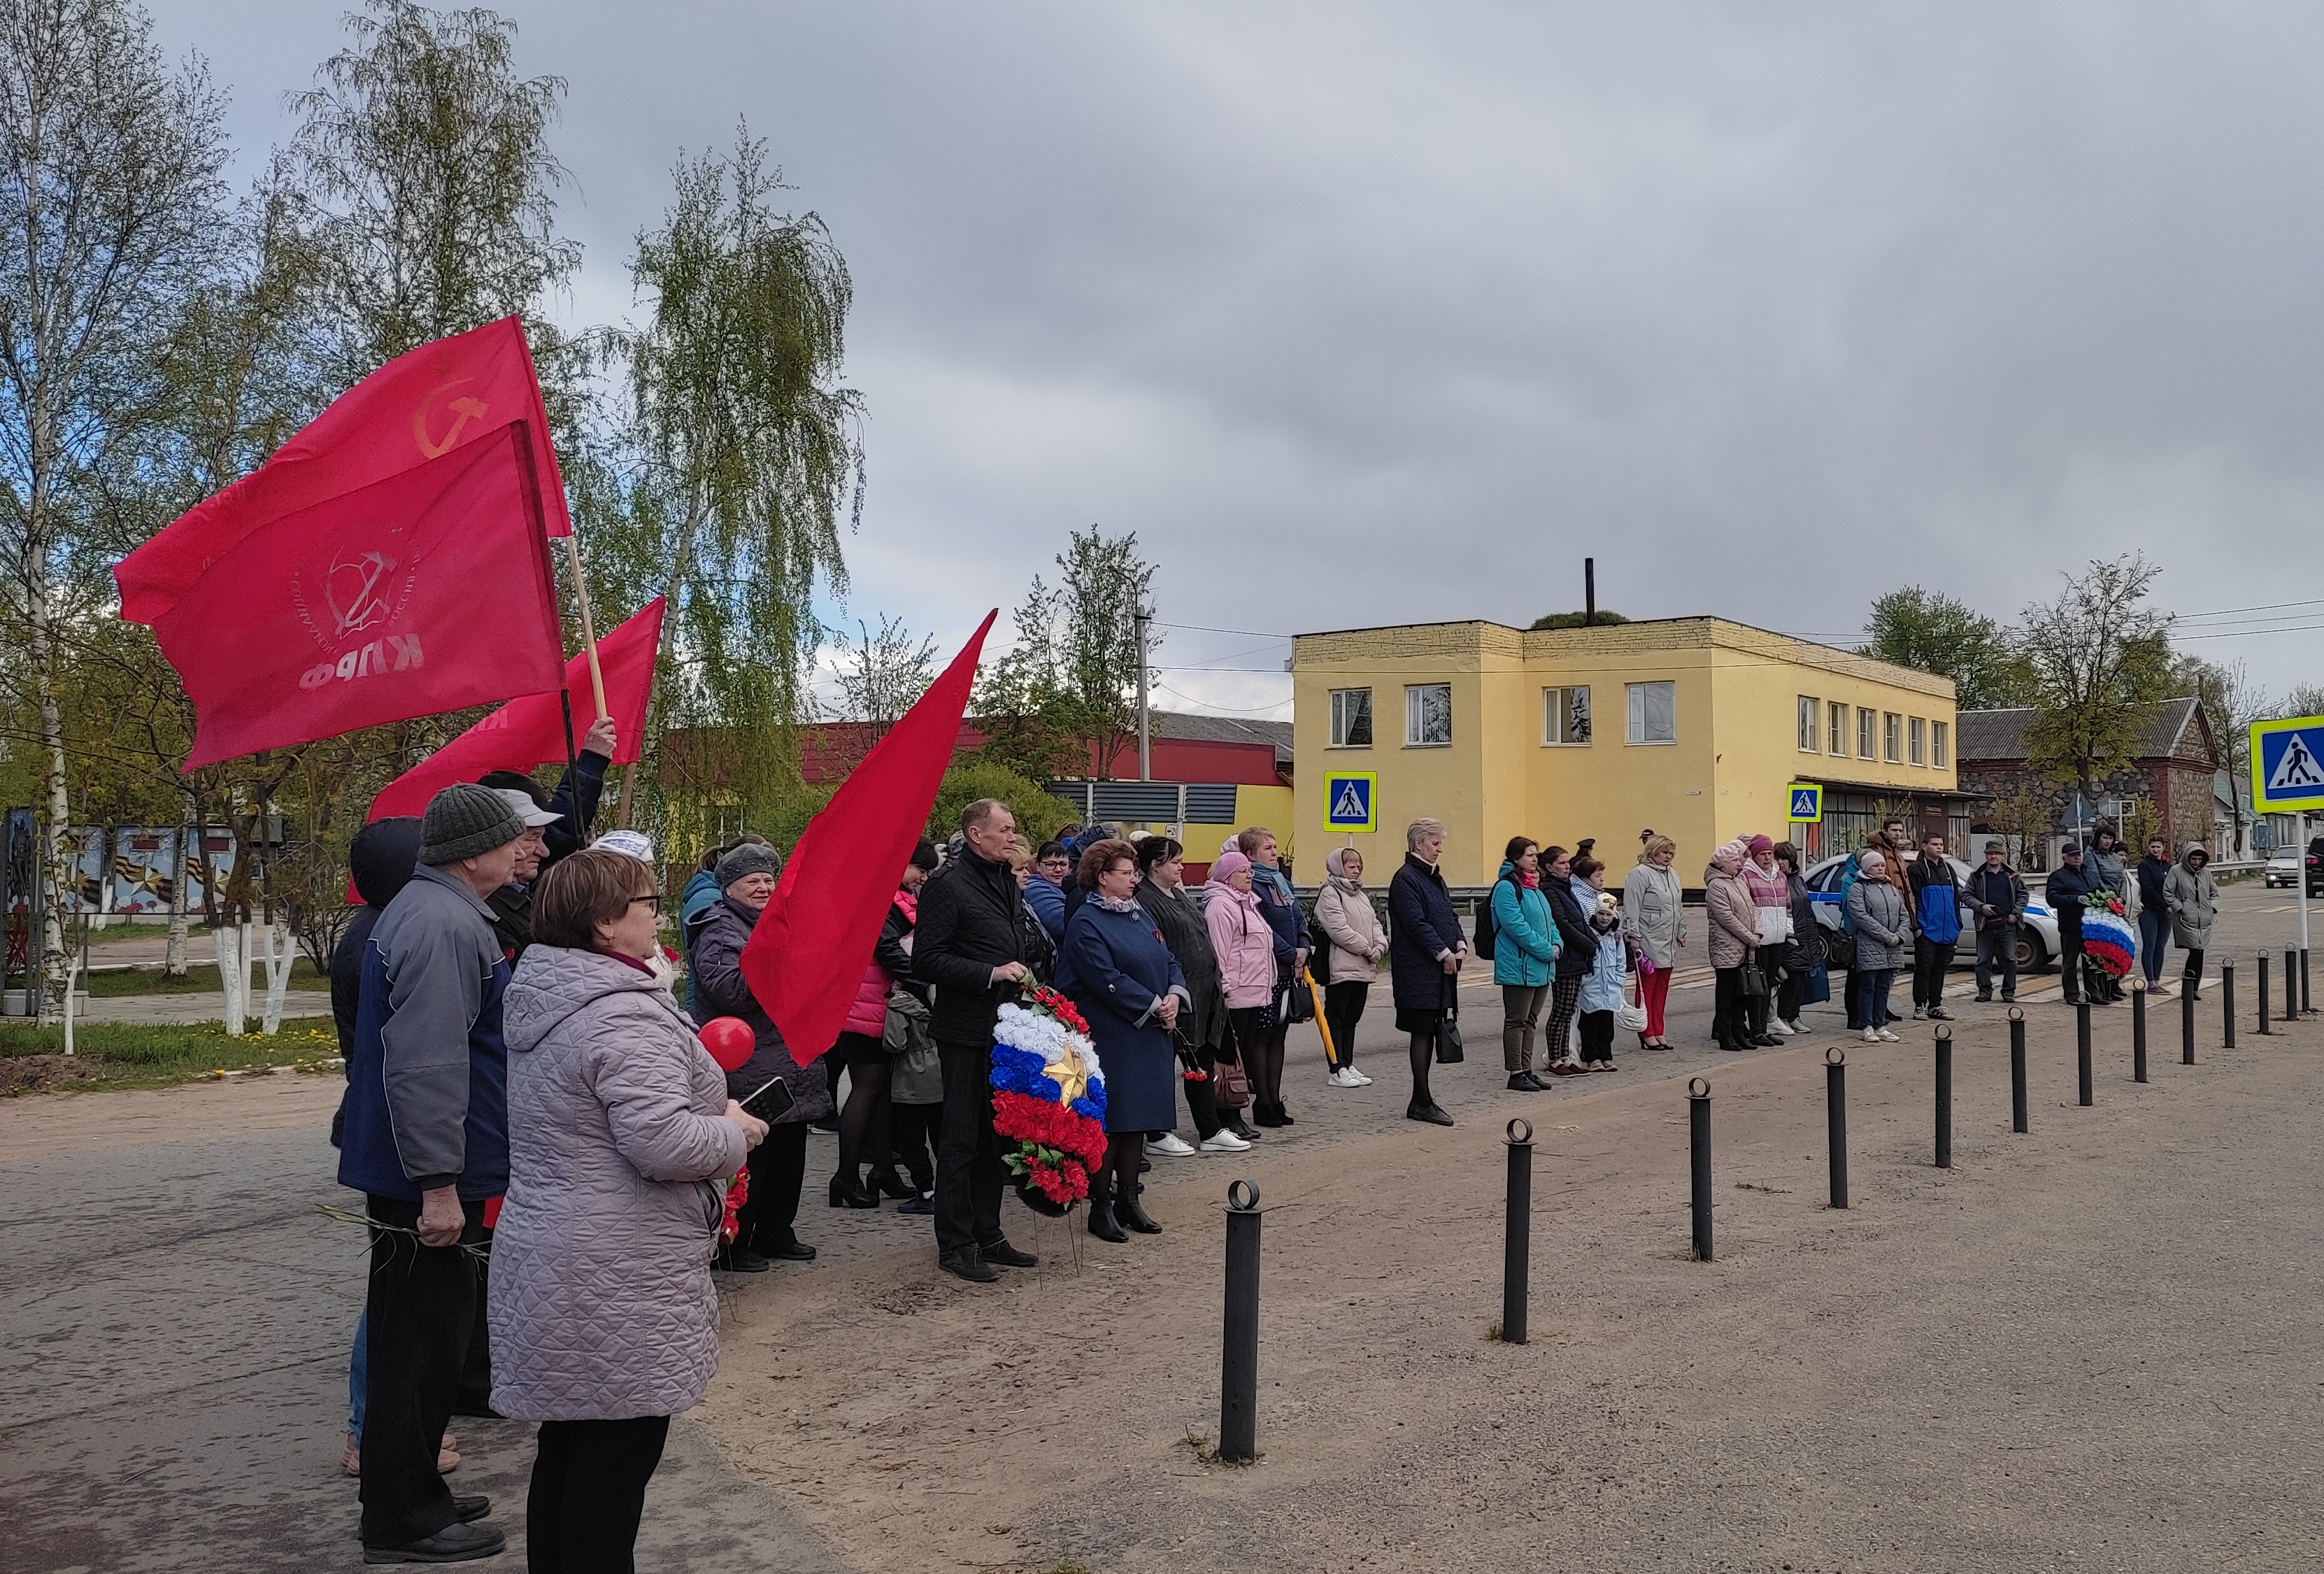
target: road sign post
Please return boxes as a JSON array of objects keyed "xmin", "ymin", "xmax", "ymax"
[
  {"xmin": 2252, "ymin": 719, "xmax": 2324, "ymax": 996},
  {"xmin": 1322, "ymin": 772, "xmax": 1378, "ymax": 837}
]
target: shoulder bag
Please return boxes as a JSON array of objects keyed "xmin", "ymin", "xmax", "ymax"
[{"xmin": 1434, "ymin": 973, "xmax": 1465, "ymax": 1063}]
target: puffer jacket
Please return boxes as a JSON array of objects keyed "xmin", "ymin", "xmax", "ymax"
[
  {"xmin": 1204, "ymin": 881, "xmax": 1278, "ymax": 1008},
  {"xmin": 2165, "ymin": 850, "xmax": 2218, "ymax": 949},
  {"xmin": 1312, "ymin": 875, "xmax": 1386, "ymax": 985},
  {"xmin": 1621, "ymin": 862, "xmax": 1685, "ymax": 970},
  {"xmin": 1846, "ymin": 879, "xmax": 1910, "ymax": 971},
  {"xmin": 1578, "ymin": 914, "xmax": 1629, "ymax": 1016},
  {"xmin": 1704, "ymin": 863, "xmax": 1761, "ymax": 970},
  {"xmin": 685, "ymin": 895, "xmax": 834, "ymax": 1123},
  {"xmin": 842, "ymin": 891, "xmax": 915, "ymax": 1040},
  {"xmin": 1488, "ymin": 863, "xmax": 1557, "ymax": 988},
  {"xmin": 489, "ymin": 944, "xmax": 746, "ymax": 1422}
]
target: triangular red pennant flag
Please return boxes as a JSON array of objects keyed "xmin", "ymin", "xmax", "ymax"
[
  {"xmin": 117, "ymin": 316, "xmax": 569, "ymax": 625},
  {"xmin": 743, "ymin": 611, "xmax": 997, "ymax": 1065},
  {"xmin": 366, "ymin": 597, "xmax": 664, "ymax": 822},
  {"xmin": 154, "ymin": 424, "xmax": 566, "ymax": 768}
]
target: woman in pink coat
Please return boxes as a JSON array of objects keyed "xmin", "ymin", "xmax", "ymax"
[
  {"xmin": 829, "ymin": 839, "xmax": 938, "ymax": 1209},
  {"xmin": 1204, "ymin": 849, "xmax": 1277, "ymax": 1142}
]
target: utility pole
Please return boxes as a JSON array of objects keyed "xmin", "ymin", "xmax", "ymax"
[{"xmin": 1134, "ymin": 604, "xmax": 1153, "ymax": 781}]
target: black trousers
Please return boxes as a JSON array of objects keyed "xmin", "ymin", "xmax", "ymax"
[
  {"xmin": 2059, "ymin": 921, "xmax": 2086, "ymax": 1003},
  {"xmin": 2182, "ymin": 946, "xmax": 2206, "ymax": 991},
  {"xmin": 527, "ymin": 1414, "xmax": 671, "ymax": 1574},
  {"xmin": 359, "ymin": 1193, "xmax": 485, "ymax": 1549},
  {"xmin": 934, "ymin": 1040, "xmax": 1006, "ymax": 1257},
  {"xmin": 1323, "ymin": 980, "xmax": 1369, "ymax": 1069},
  {"xmin": 1577, "ymin": 1008, "xmax": 1615, "ymax": 1063},
  {"xmin": 1912, "ymin": 937, "xmax": 1951, "ymax": 1008},
  {"xmin": 1181, "ymin": 1042, "xmax": 1222, "ymax": 1139},
  {"xmin": 1975, "ymin": 926, "xmax": 2018, "ymax": 997},
  {"xmin": 1775, "ymin": 963, "xmax": 1806, "ymax": 1023},
  {"xmin": 732, "ymin": 1122, "xmax": 806, "ymax": 1255},
  {"xmin": 891, "ymin": 1100, "xmax": 941, "ymax": 1192}
]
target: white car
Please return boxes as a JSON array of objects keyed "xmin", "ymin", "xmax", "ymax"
[
  {"xmin": 1804, "ymin": 854, "xmax": 2062, "ymax": 973},
  {"xmin": 2266, "ymin": 849, "xmax": 2302, "ymax": 888}
]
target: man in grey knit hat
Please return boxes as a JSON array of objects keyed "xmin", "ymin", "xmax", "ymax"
[{"xmin": 338, "ymin": 781, "xmax": 527, "ymax": 1563}]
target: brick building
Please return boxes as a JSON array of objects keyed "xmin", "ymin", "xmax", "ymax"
[{"xmin": 1955, "ymin": 697, "xmax": 2223, "ymax": 865}]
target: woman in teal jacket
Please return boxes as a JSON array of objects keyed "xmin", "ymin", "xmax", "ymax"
[{"xmin": 1490, "ymin": 837, "xmax": 1560, "ymax": 1093}]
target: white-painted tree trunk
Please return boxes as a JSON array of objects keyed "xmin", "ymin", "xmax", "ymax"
[
  {"xmin": 60, "ymin": 942, "xmax": 81, "ymax": 1056},
  {"xmin": 258, "ymin": 921, "xmax": 293, "ymax": 1037},
  {"xmin": 213, "ymin": 924, "xmax": 247, "ymax": 1035},
  {"xmin": 164, "ymin": 807, "xmax": 192, "ymax": 977}
]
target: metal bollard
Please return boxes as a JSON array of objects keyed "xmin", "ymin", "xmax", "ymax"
[
  {"xmin": 2288, "ymin": 951, "xmax": 2302, "ymax": 1023},
  {"xmin": 2132, "ymin": 981, "xmax": 2148, "ymax": 1084},
  {"xmin": 2260, "ymin": 954, "xmax": 2273, "ymax": 1035},
  {"xmin": 2224, "ymin": 962, "xmax": 2237, "ymax": 1050},
  {"xmin": 1688, "ymin": 1077, "xmax": 1713, "ymax": 1263},
  {"xmin": 1219, "ymin": 1180, "xmax": 1263, "ymax": 1463},
  {"xmin": 1826, "ymin": 1048, "xmax": 1849, "ymax": 1209},
  {"xmin": 2302, "ymin": 948, "xmax": 2312, "ymax": 1015},
  {"xmin": 2076, "ymin": 1002, "xmax": 2093, "ymax": 1107},
  {"xmin": 2182, "ymin": 984, "xmax": 2196, "ymax": 1064},
  {"xmin": 1501, "ymin": 1119, "xmax": 1532, "ymax": 1345},
  {"xmin": 2009, "ymin": 1009, "xmax": 2029, "ymax": 1133},
  {"xmin": 1934, "ymin": 1025, "xmax": 1953, "ymax": 1169}
]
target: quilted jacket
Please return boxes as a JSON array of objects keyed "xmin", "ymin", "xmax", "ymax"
[{"xmin": 487, "ymin": 944, "xmax": 748, "ymax": 1422}]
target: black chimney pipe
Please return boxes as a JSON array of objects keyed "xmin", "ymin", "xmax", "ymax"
[{"xmin": 1584, "ymin": 558, "xmax": 1596, "ymax": 628}]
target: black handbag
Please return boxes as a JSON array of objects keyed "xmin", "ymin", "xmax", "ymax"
[
  {"xmin": 1284, "ymin": 970, "xmax": 1316, "ymax": 1024},
  {"xmin": 1740, "ymin": 960, "xmax": 1771, "ymax": 998},
  {"xmin": 1434, "ymin": 977, "xmax": 1465, "ymax": 1063}
]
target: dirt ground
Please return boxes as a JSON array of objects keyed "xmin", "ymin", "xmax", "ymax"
[{"xmin": 698, "ymin": 1001, "xmax": 2324, "ymax": 1574}]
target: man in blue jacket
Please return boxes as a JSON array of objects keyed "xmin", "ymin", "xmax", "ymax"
[
  {"xmin": 338, "ymin": 783, "xmax": 526, "ymax": 1564},
  {"xmin": 1906, "ymin": 832, "xmax": 1962, "ymax": 1021}
]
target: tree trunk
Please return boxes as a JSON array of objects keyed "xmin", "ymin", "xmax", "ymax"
[
  {"xmin": 164, "ymin": 793, "xmax": 192, "ymax": 977},
  {"xmin": 33, "ymin": 583, "xmax": 71, "ymax": 1027}
]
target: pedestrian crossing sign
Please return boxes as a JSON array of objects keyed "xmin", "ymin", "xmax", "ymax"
[
  {"xmin": 2252, "ymin": 716, "xmax": 2324, "ymax": 812},
  {"xmin": 1324, "ymin": 772, "xmax": 1378, "ymax": 833},
  {"xmin": 1786, "ymin": 783, "xmax": 1823, "ymax": 823}
]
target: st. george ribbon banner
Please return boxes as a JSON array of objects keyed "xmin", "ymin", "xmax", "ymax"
[{"xmin": 155, "ymin": 423, "xmax": 566, "ymax": 768}]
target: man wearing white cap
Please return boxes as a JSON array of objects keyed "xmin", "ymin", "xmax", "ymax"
[{"xmin": 481, "ymin": 786, "xmax": 564, "ymax": 962}]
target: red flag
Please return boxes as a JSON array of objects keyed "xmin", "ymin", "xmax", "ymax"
[
  {"xmin": 366, "ymin": 597, "xmax": 664, "ymax": 821},
  {"xmin": 743, "ymin": 611, "xmax": 997, "ymax": 1065},
  {"xmin": 116, "ymin": 317, "xmax": 569, "ymax": 625},
  {"xmin": 156, "ymin": 423, "xmax": 566, "ymax": 769}
]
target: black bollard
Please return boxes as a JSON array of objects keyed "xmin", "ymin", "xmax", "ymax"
[
  {"xmin": 2132, "ymin": 981, "xmax": 2148, "ymax": 1084},
  {"xmin": 1688, "ymin": 1077, "xmax": 1713, "ymax": 1263},
  {"xmin": 2259, "ymin": 956, "xmax": 2270, "ymax": 1037},
  {"xmin": 1501, "ymin": 1119, "xmax": 1532, "ymax": 1345},
  {"xmin": 1934, "ymin": 1025, "xmax": 1953, "ymax": 1169},
  {"xmin": 2182, "ymin": 984, "xmax": 2197, "ymax": 1065},
  {"xmin": 2302, "ymin": 948, "xmax": 2312, "ymax": 1015},
  {"xmin": 2076, "ymin": 1002, "xmax": 2093, "ymax": 1107},
  {"xmin": 1826, "ymin": 1048, "xmax": 1848, "ymax": 1210},
  {"xmin": 2224, "ymin": 962, "xmax": 2237, "ymax": 1050},
  {"xmin": 1219, "ymin": 1180, "xmax": 1263, "ymax": 1463},
  {"xmin": 2009, "ymin": 1009, "xmax": 2029, "ymax": 1134},
  {"xmin": 2288, "ymin": 951, "xmax": 2301, "ymax": 1023}
]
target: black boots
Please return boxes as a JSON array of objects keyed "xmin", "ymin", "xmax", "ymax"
[
  {"xmin": 1088, "ymin": 1136, "xmax": 1157, "ymax": 1240},
  {"xmin": 1086, "ymin": 1165, "xmax": 1128, "ymax": 1242}
]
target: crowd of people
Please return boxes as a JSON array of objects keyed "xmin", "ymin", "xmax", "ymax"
[{"xmin": 326, "ymin": 760, "xmax": 2231, "ymax": 1566}]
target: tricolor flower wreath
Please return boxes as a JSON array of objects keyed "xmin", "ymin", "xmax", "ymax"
[
  {"xmin": 2079, "ymin": 894, "xmax": 2137, "ymax": 978},
  {"xmin": 990, "ymin": 984, "xmax": 1108, "ymax": 1216}
]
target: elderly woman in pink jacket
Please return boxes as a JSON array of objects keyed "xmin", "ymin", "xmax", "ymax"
[{"xmin": 1203, "ymin": 849, "xmax": 1278, "ymax": 1143}]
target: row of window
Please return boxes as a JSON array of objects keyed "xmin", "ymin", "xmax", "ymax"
[
  {"xmin": 1328, "ymin": 682, "xmax": 1679, "ymax": 749},
  {"xmin": 1796, "ymin": 695, "xmax": 1948, "ymax": 768}
]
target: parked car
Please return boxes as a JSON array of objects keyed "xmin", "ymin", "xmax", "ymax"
[
  {"xmin": 2267, "ymin": 848, "xmax": 2302, "ymax": 888},
  {"xmin": 1804, "ymin": 853, "xmax": 2061, "ymax": 973}
]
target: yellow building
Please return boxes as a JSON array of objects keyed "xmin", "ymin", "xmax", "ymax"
[{"xmin": 1291, "ymin": 618, "xmax": 1965, "ymax": 886}]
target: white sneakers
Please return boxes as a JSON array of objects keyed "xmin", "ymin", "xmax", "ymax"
[
  {"xmin": 1785, "ymin": 1018, "xmax": 1809, "ymax": 1035},
  {"xmin": 1327, "ymin": 1066, "xmax": 1372, "ymax": 1089},
  {"xmin": 1767, "ymin": 1019, "xmax": 1794, "ymax": 1036},
  {"xmin": 1876, "ymin": 1028, "xmax": 1900, "ymax": 1042},
  {"xmin": 1149, "ymin": 1132, "xmax": 1196, "ymax": 1158},
  {"xmin": 1199, "ymin": 1130, "xmax": 1252, "ymax": 1153},
  {"xmin": 1863, "ymin": 1026, "xmax": 1879, "ymax": 1043}
]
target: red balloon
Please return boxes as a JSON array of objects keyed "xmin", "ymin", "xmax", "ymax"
[{"xmin": 697, "ymin": 1016, "xmax": 757, "ymax": 1073}]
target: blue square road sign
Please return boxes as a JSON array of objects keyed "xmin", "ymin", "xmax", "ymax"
[
  {"xmin": 1324, "ymin": 772, "xmax": 1378, "ymax": 833},
  {"xmin": 2252, "ymin": 717, "xmax": 2324, "ymax": 813}
]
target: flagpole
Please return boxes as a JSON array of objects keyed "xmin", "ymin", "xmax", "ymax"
[{"xmin": 561, "ymin": 534, "xmax": 608, "ymax": 721}]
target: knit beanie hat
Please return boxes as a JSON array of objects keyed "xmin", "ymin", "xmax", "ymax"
[
  {"xmin": 418, "ymin": 782, "xmax": 527, "ymax": 866},
  {"xmin": 715, "ymin": 842, "xmax": 784, "ymax": 891},
  {"xmin": 1746, "ymin": 833, "xmax": 1774, "ymax": 856}
]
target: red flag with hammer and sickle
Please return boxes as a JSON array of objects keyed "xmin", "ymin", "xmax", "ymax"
[
  {"xmin": 155, "ymin": 423, "xmax": 568, "ymax": 768},
  {"xmin": 115, "ymin": 316, "xmax": 569, "ymax": 625}
]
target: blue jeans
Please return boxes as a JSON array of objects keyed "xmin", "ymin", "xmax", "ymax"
[
  {"xmin": 349, "ymin": 1311, "xmax": 366, "ymax": 1438},
  {"xmin": 1853, "ymin": 966, "xmax": 1895, "ymax": 1030},
  {"xmin": 2138, "ymin": 909, "xmax": 2167, "ymax": 984}
]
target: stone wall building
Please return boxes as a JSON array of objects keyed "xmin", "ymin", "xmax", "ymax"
[{"xmin": 1955, "ymin": 697, "xmax": 2223, "ymax": 867}]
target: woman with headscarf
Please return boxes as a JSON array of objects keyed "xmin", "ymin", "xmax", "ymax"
[
  {"xmin": 1387, "ymin": 818, "xmax": 1465, "ymax": 1125},
  {"xmin": 1704, "ymin": 839, "xmax": 1767, "ymax": 1051},
  {"xmin": 1135, "ymin": 836, "xmax": 1246, "ymax": 1153},
  {"xmin": 1622, "ymin": 835, "xmax": 1685, "ymax": 1050},
  {"xmin": 2164, "ymin": 843, "xmax": 2218, "ymax": 1000},
  {"xmin": 1846, "ymin": 849, "xmax": 1909, "ymax": 1042},
  {"xmin": 1311, "ymin": 846, "xmax": 1385, "ymax": 1089},
  {"xmin": 1202, "ymin": 849, "xmax": 1276, "ymax": 1143}
]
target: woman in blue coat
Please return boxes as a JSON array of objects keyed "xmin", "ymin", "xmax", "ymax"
[
  {"xmin": 1387, "ymin": 816, "xmax": 1467, "ymax": 1126},
  {"xmin": 1058, "ymin": 838, "xmax": 1188, "ymax": 1243},
  {"xmin": 1489, "ymin": 837, "xmax": 1558, "ymax": 1093}
]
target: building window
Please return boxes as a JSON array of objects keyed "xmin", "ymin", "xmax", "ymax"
[
  {"xmin": 1543, "ymin": 686, "xmax": 1592, "ymax": 746},
  {"xmin": 1932, "ymin": 720, "xmax": 1950, "ymax": 769},
  {"xmin": 1626, "ymin": 681, "xmax": 1676, "ymax": 745},
  {"xmin": 1330, "ymin": 688, "xmax": 1372, "ymax": 748},
  {"xmin": 1909, "ymin": 716, "xmax": 1926, "ymax": 766},
  {"xmin": 1857, "ymin": 707, "xmax": 1876, "ymax": 758},
  {"xmin": 1828, "ymin": 700, "xmax": 1846, "ymax": 756},
  {"xmin": 1797, "ymin": 696, "xmax": 1818, "ymax": 753},
  {"xmin": 1883, "ymin": 712, "xmax": 1902, "ymax": 763},
  {"xmin": 1405, "ymin": 683, "xmax": 1451, "ymax": 746}
]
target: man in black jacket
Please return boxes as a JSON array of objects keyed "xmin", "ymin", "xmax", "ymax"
[
  {"xmin": 1966, "ymin": 840, "xmax": 2030, "ymax": 1003},
  {"xmin": 2044, "ymin": 842, "xmax": 2100, "ymax": 1006},
  {"xmin": 913, "ymin": 798, "xmax": 1040, "ymax": 1284}
]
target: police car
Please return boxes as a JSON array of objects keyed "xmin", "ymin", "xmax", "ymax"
[{"xmin": 1804, "ymin": 854, "xmax": 2062, "ymax": 974}]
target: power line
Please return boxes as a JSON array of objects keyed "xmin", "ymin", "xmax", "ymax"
[
  {"xmin": 1155, "ymin": 620, "xmax": 1294, "ymax": 639},
  {"xmin": 1154, "ymin": 681, "xmax": 1291, "ymax": 714}
]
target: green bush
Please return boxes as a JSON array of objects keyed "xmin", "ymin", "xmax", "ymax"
[{"xmin": 928, "ymin": 761, "xmax": 1076, "ymax": 848}]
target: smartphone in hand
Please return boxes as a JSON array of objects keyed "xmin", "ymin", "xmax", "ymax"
[{"xmin": 740, "ymin": 1077, "xmax": 796, "ymax": 1123}]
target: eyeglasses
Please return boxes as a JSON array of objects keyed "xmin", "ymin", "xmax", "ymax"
[{"xmin": 629, "ymin": 893, "xmax": 663, "ymax": 914}]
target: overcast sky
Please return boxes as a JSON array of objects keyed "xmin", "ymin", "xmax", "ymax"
[{"xmin": 148, "ymin": 1, "xmax": 2324, "ymax": 718}]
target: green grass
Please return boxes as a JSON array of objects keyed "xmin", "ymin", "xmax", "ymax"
[
  {"xmin": 0, "ymin": 1016, "xmax": 341, "ymax": 1093},
  {"xmin": 75, "ymin": 956, "xmax": 324, "ymax": 998}
]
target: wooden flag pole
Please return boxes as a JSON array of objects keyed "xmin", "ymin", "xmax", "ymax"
[{"xmin": 562, "ymin": 534, "xmax": 608, "ymax": 719}]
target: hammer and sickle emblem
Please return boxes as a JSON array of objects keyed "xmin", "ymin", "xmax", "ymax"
[{"xmin": 414, "ymin": 378, "xmax": 490, "ymax": 459}]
